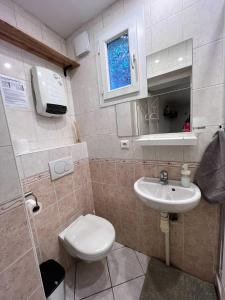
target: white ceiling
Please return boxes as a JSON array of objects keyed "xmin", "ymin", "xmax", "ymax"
[{"xmin": 14, "ymin": 0, "xmax": 116, "ymax": 38}]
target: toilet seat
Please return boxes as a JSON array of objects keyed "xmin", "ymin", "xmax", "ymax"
[{"xmin": 63, "ymin": 214, "xmax": 115, "ymax": 261}]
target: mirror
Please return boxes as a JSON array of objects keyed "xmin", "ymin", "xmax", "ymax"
[{"xmin": 116, "ymin": 39, "xmax": 193, "ymax": 137}]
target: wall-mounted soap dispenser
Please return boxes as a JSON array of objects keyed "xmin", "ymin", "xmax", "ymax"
[{"xmin": 181, "ymin": 164, "xmax": 191, "ymax": 188}]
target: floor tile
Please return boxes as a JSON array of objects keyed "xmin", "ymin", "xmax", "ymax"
[
  {"xmin": 83, "ymin": 289, "xmax": 114, "ymax": 300},
  {"xmin": 107, "ymin": 247, "xmax": 144, "ymax": 286},
  {"xmin": 112, "ymin": 242, "xmax": 124, "ymax": 251},
  {"xmin": 135, "ymin": 251, "xmax": 151, "ymax": 274},
  {"xmin": 113, "ymin": 276, "xmax": 145, "ymax": 300},
  {"xmin": 75, "ymin": 259, "xmax": 111, "ymax": 300},
  {"xmin": 65, "ymin": 265, "xmax": 75, "ymax": 300}
]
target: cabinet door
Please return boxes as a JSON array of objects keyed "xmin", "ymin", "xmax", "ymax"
[{"xmin": 99, "ymin": 20, "xmax": 139, "ymax": 101}]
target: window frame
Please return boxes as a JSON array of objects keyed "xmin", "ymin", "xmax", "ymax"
[
  {"xmin": 96, "ymin": 8, "xmax": 147, "ymax": 107},
  {"xmin": 98, "ymin": 20, "xmax": 139, "ymax": 101}
]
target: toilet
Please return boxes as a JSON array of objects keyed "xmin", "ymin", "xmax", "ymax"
[{"xmin": 59, "ymin": 214, "xmax": 115, "ymax": 262}]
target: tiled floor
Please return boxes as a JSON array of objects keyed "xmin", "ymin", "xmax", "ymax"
[{"xmin": 64, "ymin": 242, "xmax": 150, "ymax": 300}]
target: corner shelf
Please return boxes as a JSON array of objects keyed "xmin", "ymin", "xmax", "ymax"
[
  {"xmin": 0, "ymin": 19, "xmax": 79, "ymax": 75},
  {"xmin": 135, "ymin": 132, "xmax": 198, "ymax": 146}
]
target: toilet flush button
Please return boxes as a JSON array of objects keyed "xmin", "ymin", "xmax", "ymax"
[
  {"xmin": 54, "ymin": 161, "xmax": 65, "ymax": 174},
  {"xmin": 64, "ymin": 162, "xmax": 72, "ymax": 172},
  {"xmin": 49, "ymin": 156, "xmax": 74, "ymax": 180}
]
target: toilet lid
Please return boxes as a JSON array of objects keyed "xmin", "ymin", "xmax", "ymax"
[{"xmin": 64, "ymin": 214, "xmax": 115, "ymax": 256}]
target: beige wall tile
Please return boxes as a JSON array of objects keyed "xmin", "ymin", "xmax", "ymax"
[
  {"xmin": 54, "ymin": 173, "xmax": 74, "ymax": 201},
  {"xmin": 0, "ymin": 204, "xmax": 32, "ymax": 272},
  {"xmin": 27, "ymin": 177, "xmax": 56, "ymax": 210},
  {"xmin": 137, "ymin": 224, "xmax": 161, "ymax": 258},
  {"xmin": 102, "ymin": 183, "xmax": 118, "ymax": 211},
  {"xmin": 34, "ymin": 203, "xmax": 65, "ymax": 264},
  {"xmin": 116, "ymin": 161, "xmax": 135, "ymax": 187},
  {"xmin": 92, "ymin": 182, "xmax": 105, "ymax": 214},
  {"xmin": 58, "ymin": 192, "xmax": 78, "ymax": 225},
  {"xmin": 28, "ymin": 286, "xmax": 45, "ymax": 300},
  {"xmin": 34, "ymin": 203, "xmax": 61, "ymax": 240},
  {"xmin": 0, "ymin": 250, "xmax": 41, "ymax": 300},
  {"xmin": 90, "ymin": 160, "xmax": 102, "ymax": 182},
  {"xmin": 170, "ymin": 215, "xmax": 184, "ymax": 268},
  {"xmin": 157, "ymin": 163, "xmax": 181, "ymax": 180},
  {"xmin": 120, "ymin": 209, "xmax": 140, "ymax": 235},
  {"xmin": 0, "ymin": 146, "xmax": 22, "ymax": 203},
  {"xmin": 101, "ymin": 161, "xmax": 116, "ymax": 185},
  {"xmin": 117, "ymin": 186, "xmax": 138, "ymax": 212},
  {"xmin": 73, "ymin": 163, "xmax": 85, "ymax": 190},
  {"xmin": 183, "ymin": 200, "xmax": 218, "ymax": 282},
  {"xmin": 134, "ymin": 162, "xmax": 158, "ymax": 181}
]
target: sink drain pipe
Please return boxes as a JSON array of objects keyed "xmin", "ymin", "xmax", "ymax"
[{"xmin": 160, "ymin": 212, "xmax": 170, "ymax": 266}]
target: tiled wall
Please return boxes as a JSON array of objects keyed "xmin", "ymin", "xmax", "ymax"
[
  {"xmin": 0, "ymin": 0, "xmax": 223, "ymax": 295},
  {"xmin": 66, "ymin": 0, "xmax": 225, "ymax": 162},
  {"xmin": 66, "ymin": 0, "xmax": 224, "ymax": 283},
  {"xmin": 19, "ymin": 143, "xmax": 94, "ymax": 270},
  {"xmin": 0, "ymin": 0, "xmax": 75, "ymax": 152},
  {"xmin": 0, "ymin": 89, "xmax": 45, "ymax": 298},
  {"xmin": 0, "ymin": 2, "xmax": 95, "ymax": 295},
  {"xmin": 90, "ymin": 158, "xmax": 220, "ymax": 282}
]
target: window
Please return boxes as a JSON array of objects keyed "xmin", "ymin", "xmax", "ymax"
[
  {"xmin": 97, "ymin": 10, "xmax": 147, "ymax": 106},
  {"xmin": 107, "ymin": 31, "xmax": 131, "ymax": 91}
]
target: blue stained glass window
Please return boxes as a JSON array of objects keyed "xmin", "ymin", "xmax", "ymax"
[{"xmin": 107, "ymin": 32, "xmax": 131, "ymax": 91}]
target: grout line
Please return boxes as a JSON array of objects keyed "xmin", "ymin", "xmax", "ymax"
[
  {"xmin": 106, "ymin": 257, "xmax": 115, "ymax": 300},
  {"xmin": 76, "ymin": 247, "xmax": 147, "ymax": 300},
  {"xmin": 26, "ymin": 285, "xmax": 42, "ymax": 300},
  {"xmin": 76, "ymin": 274, "xmax": 147, "ymax": 300},
  {"xmin": 0, "ymin": 248, "xmax": 33, "ymax": 275},
  {"xmin": 112, "ymin": 274, "xmax": 146, "ymax": 289},
  {"xmin": 111, "ymin": 243, "xmax": 125, "ymax": 252},
  {"xmin": 79, "ymin": 287, "xmax": 113, "ymax": 300},
  {"xmin": 134, "ymin": 250, "xmax": 146, "ymax": 275}
]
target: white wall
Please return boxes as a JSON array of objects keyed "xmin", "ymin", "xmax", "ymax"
[
  {"xmin": 0, "ymin": 0, "xmax": 75, "ymax": 152},
  {"xmin": 67, "ymin": 0, "xmax": 225, "ymax": 162}
]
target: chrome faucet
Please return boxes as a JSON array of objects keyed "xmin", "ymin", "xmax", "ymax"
[{"xmin": 160, "ymin": 170, "xmax": 168, "ymax": 185}]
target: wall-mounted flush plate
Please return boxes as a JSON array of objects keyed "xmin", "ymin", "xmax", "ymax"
[
  {"xmin": 120, "ymin": 140, "xmax": 129, "ymax": 149},
  {"xmin": 49, "ymin": 156, "xmax": 74, "ymax": 180}
]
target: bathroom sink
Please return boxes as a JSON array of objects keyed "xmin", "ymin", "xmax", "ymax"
[{"xmin": 134, "ymin": 177, "xmax": 201, "ymax": 213}]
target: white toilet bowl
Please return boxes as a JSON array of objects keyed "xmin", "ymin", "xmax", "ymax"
[{"xmin": 59, "ymin": 214, "xmax": 115, "ymax": 262}]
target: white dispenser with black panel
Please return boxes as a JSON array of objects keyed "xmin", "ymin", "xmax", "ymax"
[{"xmin": 31, "ymin": 66, "xmax": 67, "ymax": 117}]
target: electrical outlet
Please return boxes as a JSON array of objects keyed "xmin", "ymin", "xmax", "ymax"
[{"xmin": 120, "ymin": 140, "xmax": 129, "ymax": 149}]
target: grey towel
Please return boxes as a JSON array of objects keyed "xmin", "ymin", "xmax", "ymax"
[{"xmin": 195, "ymin": 131, "xmax": 225, "ymax": 204}]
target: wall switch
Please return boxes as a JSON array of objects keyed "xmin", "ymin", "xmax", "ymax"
[{"xmin": 120, "ymin": 140, "xmax": 129, "ymax": 149}]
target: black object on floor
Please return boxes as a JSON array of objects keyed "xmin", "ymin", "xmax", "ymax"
[
  {"xmin": 140, "ymin": 258, "xmax": 217, "ymax": 300},
  {"xmin": 40, "ymin": 259, "xmax": 65, "ymax": 298}
]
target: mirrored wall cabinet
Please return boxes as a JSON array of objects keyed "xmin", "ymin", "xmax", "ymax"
[
  {"xmin": 115, "ymin": 39, "xmax": 198, "ymax": 146},
  {"xmin": 96, "ymin": 8, "xmax": 147, "ymax": 106}
]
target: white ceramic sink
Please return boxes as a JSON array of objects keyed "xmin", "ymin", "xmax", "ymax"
[{"xmin": 134, "ymin": 177, "xmax": 201, "ymax": 213}]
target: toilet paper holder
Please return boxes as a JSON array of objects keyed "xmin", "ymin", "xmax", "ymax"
[{"xmin": 24, "ymin": 191, "xmax": 40, "ymax": 213}]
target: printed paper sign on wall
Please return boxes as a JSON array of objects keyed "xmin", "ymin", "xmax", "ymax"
[{"xmin": 0, "ymin": 74, "xmax": 29, "ymax": 108}]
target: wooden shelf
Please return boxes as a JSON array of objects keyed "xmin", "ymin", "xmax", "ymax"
[{"xmin": 0, "ymin": 19, "xmax": 79, "ymax": 75}]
